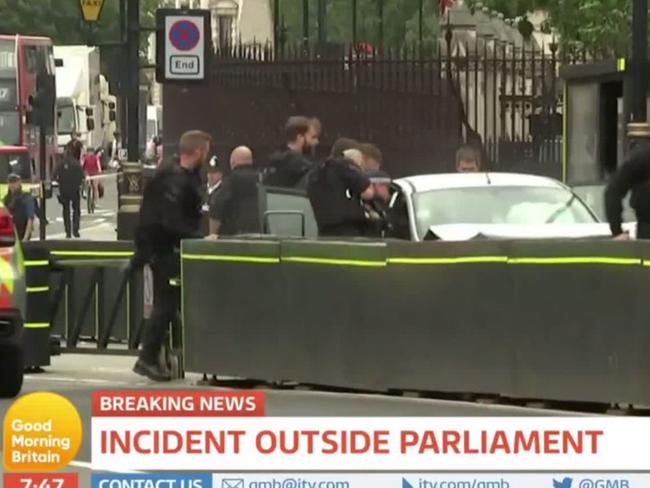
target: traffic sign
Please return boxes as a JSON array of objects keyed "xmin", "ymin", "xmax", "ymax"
[
  {"xmin": 79, "ymin": 0, "xmax": 105, "ymax": 23},
  {"xmin": 156, "ymin": 9, "xmax": 211, "ymax": 83},
  {"xmin": 169, "ymin": 20, "xmax": 201, "ymax": 51}
]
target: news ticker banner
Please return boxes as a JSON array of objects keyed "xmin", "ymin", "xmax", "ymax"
[{"xmin": 90, "ymin": 391, "xmax": 650, "ymax": 472}]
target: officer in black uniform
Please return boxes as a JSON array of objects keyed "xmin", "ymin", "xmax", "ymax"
[
  {"xmin": 307, "ymin": 140, "xmax": 375, "ymax": 237},
  {"xmin": 363, "ymin": 170, "xmax": 393, "ymax": 238},
  {"xmin": 209, "ymin": 146, "xmax": 260, "ymax": 236},
  {"xmin": 264, "ymin": 116, "xmax": 319, "ymax": 188},
  {"xmin": 605, "ymin": 142, "xmax": 650, "ymax": 239},
  {"xmin": 206, "ymin": 156, "xmax": 223, "ymax": 203},
  {"xmin": 131, "ymin": 130, "xmax": 212, "ymax": 381}
]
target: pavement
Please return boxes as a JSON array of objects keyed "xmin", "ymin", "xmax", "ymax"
[{"xmin": 0, "ymin": 354, "xmax": 578, "ymax": 485}]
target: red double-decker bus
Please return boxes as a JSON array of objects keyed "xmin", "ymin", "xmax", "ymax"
[{"xmin": 0, "ymin": 35, "xmax": 57, "ymax": 182}]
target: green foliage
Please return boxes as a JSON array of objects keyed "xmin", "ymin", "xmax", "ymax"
[
  {"xmin": 0, "ymin": 0, "xmax": 159, "ymax": 47},
  {"xmin": 466, "ymin": 0, "xmax": 630, "ymax": 56},
  {"xmin": 278, "ymin": 0, "xmax": 440, "ymax": 48}
]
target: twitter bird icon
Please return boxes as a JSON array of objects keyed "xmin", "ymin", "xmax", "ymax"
[{"xmin": 553, "ymin": 478, "xmax": 573, "ymax": 488}]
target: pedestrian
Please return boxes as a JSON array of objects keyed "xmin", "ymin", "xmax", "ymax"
[
  {"xmin": 208, "ymin": 146, "xmax": 260, "ymax": 237},
  {"xmin": 81, "ymin": 147, "xmax": 103, "ymax": 201},
  {"xmin": 307, "ymin": 139, "xmax": 375, "ymax": 237},
  {"xmin": 3, "ymin": 174, "xmax": 34, "ymax": 241},
  {"xmin": 131, "ymin": 130, "xmax": 211, "ymax": 381},
  {"xmin": 359, "ymin": 143, "xmax": 383, "ymax": 173},
  {"xmin": 110, "ymin": 131, "xmax": 122, "ymax": 168},
  {"xmin": 455, "ymin": 145, "xmax": 481, "ymax": 173},
  {"xmin": 54, "ymin": 147, "xmax": 84, "ymax": 239},
  {"xmin": 264, "ymin": 116, "xmax": 319, "ymax": 188},
  {"xmin": 605, "ymin": 142, "xmax": 650, "ymax": 240},
  {"xmin": 65, "ymin": 132, "xmax": 83, "ymax": 162}
]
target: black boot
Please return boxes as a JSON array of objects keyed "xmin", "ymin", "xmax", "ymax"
[{"xmin": 133, "ymin": 358, "xmax": 171, "ymax": 382}]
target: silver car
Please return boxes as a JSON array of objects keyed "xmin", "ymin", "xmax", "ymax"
[{"xmin": 390, "ymin": 172, "xmax": 617, "ymax": 241}]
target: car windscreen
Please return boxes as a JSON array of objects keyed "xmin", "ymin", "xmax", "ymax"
[
  {"xmin": 58, "ymin": 105, "xmax": 76, "ymax": 134},
  {"xmin": 413, "ymin": 185, "xmax": 597, "ymax": 239}
]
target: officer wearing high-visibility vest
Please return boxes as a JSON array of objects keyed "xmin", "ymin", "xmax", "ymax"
[{"xmin": 130, "ymin": 130, "xmax": 211, "ymax": 381}]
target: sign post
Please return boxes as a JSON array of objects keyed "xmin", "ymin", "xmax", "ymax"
[
  {"xmin": 156, "ymin": 9, "xmax": 211, "ymax": 83},
  {"xmin": 79, "ymin": 0, "xmax": 106, "ymax": 23}
]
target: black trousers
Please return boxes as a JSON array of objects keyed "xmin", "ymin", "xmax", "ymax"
[
  {"xmin": 140, "ymin": 253, "xmax": 179, "ymax": 364},
  {"xmin": 61, "ymin": 193, "xmax": 80, "ymax": 236}
]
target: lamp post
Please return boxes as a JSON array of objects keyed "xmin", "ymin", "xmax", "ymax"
[
  {"xmin": 628, "ymin": 0, "xmax": 649, "ymax": 147},
  {"xmin": 352, "ymin": 0, "xmax": 358, "ymax": 44}
]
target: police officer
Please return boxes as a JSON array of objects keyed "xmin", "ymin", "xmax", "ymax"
[
  {"xmin": 54, "ymin": 147, "xmax": 84, "ymax": 238},
  {"xmin": 264, "ymin": 116, "xmax": 319, "ymax": 188},
  {"xmin": 605, "ymin": 142, "xmax": 650, "ymax": 240},
  {"xmin": 363, "ymin": 170, "xmax": 393, "ymax": 238},
  {"xmin": 206, "ymin": 155, "xmax": 223, "ymax": 202},
  {"xmin": 307, "ymin": 139, "xmax": 375, "ymax": 237},
  {"xmin": 208, "ymin": 146, "xmax": 260, "ymax": 236},
  {"xmin": 131, "ymin": 130, "xmax": 212, "ymax": 381}
]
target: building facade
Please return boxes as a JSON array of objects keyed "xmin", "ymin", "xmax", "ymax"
[{"xmin": 173, "ymin": 0, "xmax": 273, "ymax": 49}]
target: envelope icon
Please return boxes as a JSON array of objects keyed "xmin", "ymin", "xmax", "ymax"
[{"xmin": 222, "ymin": 479, "xmax": 244, "ymax": 488}]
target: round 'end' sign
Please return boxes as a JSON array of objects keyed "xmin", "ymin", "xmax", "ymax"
[{"xmin": 169, "ymin": 20, "xmax": 200, "ymax": 51}]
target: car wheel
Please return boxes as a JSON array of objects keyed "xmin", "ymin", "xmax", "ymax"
[{"xmin": 0, "ymin": 347, "xmax": 24, "ymax": 398}]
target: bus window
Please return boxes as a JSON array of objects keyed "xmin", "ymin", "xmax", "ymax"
[
  {"xmin": 0, "ymin": 152, "xmax": 32, "ymax": 181},
  {"xmin": 24, "ymin": 45, "xmax": 39, "ymax": 74},
  {"xmin": 0, "ymin": 39, "xmax": 16, "ymax": 73},
  {"xmin": 0, "ymin": 113, "xmax": 20, "ymax": 145}
]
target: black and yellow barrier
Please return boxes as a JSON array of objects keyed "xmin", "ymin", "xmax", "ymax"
[
  {"xmin": 181, "ymin": 237, "xmax": 650, "ymax": 406},
  {"xmin": 47, "ymin": 241, "xmax": 143, "ymax": 352},
  {"xmin": 23, "ymin": 244, "xmax": 52, "ymax": 369},
  {"xmin": 22, "ymin": 241, "xmax": 145, "ymax": 356}
]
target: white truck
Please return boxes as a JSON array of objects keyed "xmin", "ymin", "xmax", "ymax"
[{"xmin": 54, "ymin": 45, "xmax": 115, "ymax": 155}]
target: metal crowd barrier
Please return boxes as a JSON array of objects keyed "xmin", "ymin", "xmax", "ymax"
[{"xmin": 22, "ymin": 241, "xmax": 184, "ymax": 378}]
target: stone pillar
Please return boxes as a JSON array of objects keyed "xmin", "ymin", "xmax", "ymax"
[{"xmin": 117, "ymin": 161, "xmax": 143, "ymax": 241}]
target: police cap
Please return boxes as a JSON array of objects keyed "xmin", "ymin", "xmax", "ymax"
[
  {"xmin": 367, "ymin": 170, "xmax": 391, "ymax": 184},
  {"xmin": 207, "ymin": 156, "xmax": 223, "ymax": 174}
]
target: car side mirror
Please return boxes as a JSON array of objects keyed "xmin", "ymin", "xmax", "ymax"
[{"xmin": 109, "ymin": 110, "xmax": 116, "ymax": 122}]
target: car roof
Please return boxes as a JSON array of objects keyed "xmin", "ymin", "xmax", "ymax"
[{"xmin": 395, "ymin": 172, "xmax": 567, "ymax": 193}]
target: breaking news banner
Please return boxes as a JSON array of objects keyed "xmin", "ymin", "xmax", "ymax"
[
  {"xmin": 4, "ymin": 390, "xmax": 650, "ymax": 488},
  {"xmin": 90, "ymin": 391, "xmax": 649, "ymax": 472},
  {"xmin": 2, "ymin": 392, "xmax": 82, "ymax": 488}
]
